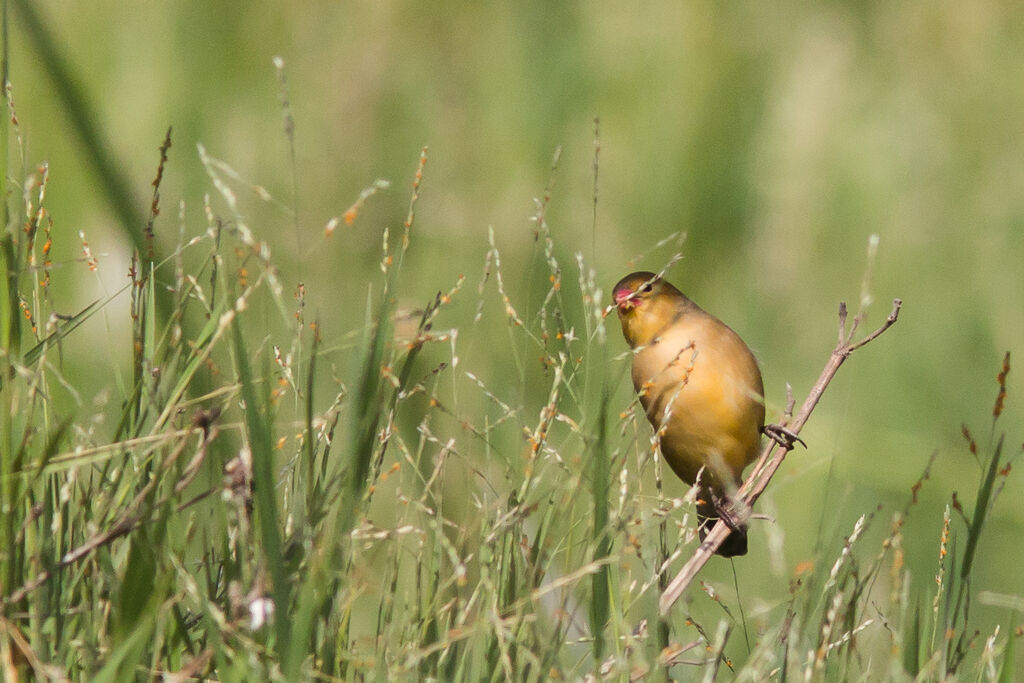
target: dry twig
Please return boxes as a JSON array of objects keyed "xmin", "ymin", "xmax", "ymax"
[{"xmin": 659, "ymin": 298, "xmax": 903, "ymax": 614}]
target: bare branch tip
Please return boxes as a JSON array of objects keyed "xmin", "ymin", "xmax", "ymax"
[{"xmin": 889, "ymin": 298, "xmax": 903, "ymax": 320}]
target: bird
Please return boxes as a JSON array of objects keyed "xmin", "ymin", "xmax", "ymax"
[{"xmin": 613, "ymin": 271, "xmax": 765, "ymax": 557}]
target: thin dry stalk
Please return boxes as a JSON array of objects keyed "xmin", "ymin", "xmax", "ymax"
[{"xmin": 660, "ymin": 298, "xmax": 903, "ymax": 614}]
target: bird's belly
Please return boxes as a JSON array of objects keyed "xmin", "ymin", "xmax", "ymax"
[{"xmin": 634, "ymin": 338, "xmax": 763, "ymax": 487}]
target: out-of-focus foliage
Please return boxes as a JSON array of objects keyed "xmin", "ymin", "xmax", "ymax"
[{"xmin": 5, "ymin": 0, "xmax": 1023, "ymax": 677}]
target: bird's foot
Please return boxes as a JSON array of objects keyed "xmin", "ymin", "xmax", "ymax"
[
  {"xmin": 763, "ymin": 423, "xmax": 806, "ymax": 449},
  {"xmin": 709, "ymin": 491, "xmax": 747, "ymax": 534},
  {"xmin": 699, "ymin": 492, "xmax": 750, "ymax": 557}
]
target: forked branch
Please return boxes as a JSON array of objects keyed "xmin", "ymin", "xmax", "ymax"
[{"xmin": 659, "ymin": 298, "xmax": 903, "ymax": 614}]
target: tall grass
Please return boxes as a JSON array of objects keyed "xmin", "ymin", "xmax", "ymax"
[
  {"xmin": 0, "ymin": 22, "xmax": 1021, "ymax": 674},
  {"xmin": 0, "ymin": 123, "xmax": 1020, "ymax": 679}
]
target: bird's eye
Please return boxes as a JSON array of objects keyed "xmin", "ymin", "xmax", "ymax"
[{"xmin": 641, "ymin": 283, "xmax": 653, "ymax": 293}]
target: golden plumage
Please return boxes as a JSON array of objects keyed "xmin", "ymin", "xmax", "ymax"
[{"xmin": 614, "ymin": 271, "xmax": 764, "ymax": 556}]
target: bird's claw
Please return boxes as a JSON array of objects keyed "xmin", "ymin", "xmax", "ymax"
[
  {"xmin": 709, "ymin": 492, "xmax": 747, "ymax": 534},
  {"xmin": 763, "ymin": 423, "xmax": 806, "ymax": 449}
]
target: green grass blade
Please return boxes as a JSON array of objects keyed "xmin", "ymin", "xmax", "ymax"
[
  {"xmin": 0, "ymin": 2, "xmax": 16, "ymax": 359},
  {"xmin": 902, "ymin": 598, "xmax": 921, "ymax": 676},
  {"xmin": 303, "ymin": 323, "xmax": 319, "ymax": 518},
  {"xmin": 340, "ymin": 285, "xmax": 391, "ymax": 533},
  {"xmin": 0, "ymin": 234, "xmax": 19, "ymax": 358},
  {"xmin": 115, "ymin": 515, "xmax": 162, "ymax": 640},
  {"xmin": 962, "ymin": 434, "xmax": 1003, "ymax": 579},
  {"xmin": 997, "ymin": 613, "xmax": 1016, "ymax": 683},
  {"xmin": 161, "ymin": 313, "xmax": 221, "ymax": 408},
  {"xmin": 22, "ymin": 299, "xmax": 101, "ymax": 367},
  {"xmin": 589, "ymin": 386, "xmax": 611, "ymax": 662},
  {"xmin": 230, "ymin": 318, "xmax": 291, "ymax": 666},
  {"xmin": 29, "ymin": 415, "xmax": 72, "ymax": 483},
  {"xmin": 91, "ymin": 615, "xmax": 157, "ymax": 683},
  {"xmin": 11, "ymin": 0, "xmax": 149, "ymax": 257},
  {"xmin": 145, "ymin": 261, "xmax": 157, "ymax": 362}
]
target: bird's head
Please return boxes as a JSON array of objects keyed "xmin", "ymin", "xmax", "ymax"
[{"xmin": 612, "ymin": 271, "xmax": 690, "ymax": 347}]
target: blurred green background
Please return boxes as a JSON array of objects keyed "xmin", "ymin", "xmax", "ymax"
[{"xmin": 10, "ymin": 0, "xmax": 1024, "ymax": 662}]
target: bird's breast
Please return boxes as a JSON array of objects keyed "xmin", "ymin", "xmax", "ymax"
[{"xmin": 632, "ymin": 317, "xmax": 765, "ymax": 486}]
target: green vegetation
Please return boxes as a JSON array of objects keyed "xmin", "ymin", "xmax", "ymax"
[{"xmin": 2, "ymin": 1, "xmax": 1023, "ymax": 680}]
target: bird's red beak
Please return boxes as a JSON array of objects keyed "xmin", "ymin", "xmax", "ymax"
[{"xmin": 614, "ymin": 287, "xmax": 637, "ymax": 310}]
